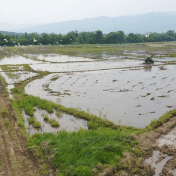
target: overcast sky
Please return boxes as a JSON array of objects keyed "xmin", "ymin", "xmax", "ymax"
[{"xmin": 0, "ymin": 0, "xmax": 175, "ymax": 25}]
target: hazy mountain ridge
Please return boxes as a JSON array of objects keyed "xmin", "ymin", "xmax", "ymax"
[
  {"xmin": 0, "ymin": 30, "xmax": 24, "ymax": 36},
  {"xmin": 1, "ymin": 12, "xmax": 176, "ymax": 34}
]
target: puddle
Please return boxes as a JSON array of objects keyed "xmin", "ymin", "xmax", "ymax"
[
  {"xmin": 7, "ymin": 85, "xmax": 14, "ymax": 99},
  {"xmin": 145, "ymin": 151, "xmax": 173, "ymax": 176},
  {"xmin": 0, "ymin": 55, "xmax": 42, "ymax": 65},
  {"xmin": 25, "ymin": 65, "xmax": 176, "ymax": 128},
  {"xmin": 23, "ymin": 109, "xmax": 88, "ymax": 135},
  {"xmin": 29, "ymin": 59, "xmax": 143, "ymax": 72},
  {"xmin": 27, "ymin": 54, "xmax": 94, "ymax": 62},
  {"xmin": 0, "ymin": 71, "xmax": 37, "ymax": 84},
  {"xmin": 157, "ymin": 127, "xmax": 176, "ymax": 148}
]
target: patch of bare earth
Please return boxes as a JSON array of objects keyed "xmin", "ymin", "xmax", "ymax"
[{"xmin": 0, "ymin": 81, "xmax": 39, "ymax": 175}]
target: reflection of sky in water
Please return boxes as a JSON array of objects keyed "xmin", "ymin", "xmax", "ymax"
[
  {"xmin": 0, "ymin": 55, "xmax": 42, "ymax": 65},
  {"xmin": 0, "ymin": 71, "xmax": 37, "ymax": 84},
  {"xmin": 27, "ymin": 54, "xmax": 94, "ymax": 62},
  {"xmin": 23, "ymin": 109, "xmax": 88, "ymax": 135},
  {"xmin": 30, "ymin": 59, "xmax": 143, "ymax": 72},
  {"xmin": 25, "ymin": 65, "xmax": 176, "ymax": 128}
]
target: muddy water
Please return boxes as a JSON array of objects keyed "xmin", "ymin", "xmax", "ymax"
[
  {"xmin": 25, "ymin": 64, "xmax": 176, "ymax": 128},
  {"xmin": 145, "ymin": 151, "xmax": 173, "ymax": 176},
  {"xmin": 0, "ymin": 55, "xmax": 42, "ymax": 65},
  {"xmin": 157, "ymin": 127, "xmax": 176, "ymax": 148},
  {"xmin": 29, "ymin": 59, "xmax": 143, "ymax": 72},
  {"xmin": 0, "ymin": 71, "xmax": 37, "ymax": 84},
  {"xmin": 145, "ymin": 126, "xmax": 176, "ymax": 175},
  {"xmin": 23, "ymin": 109, "xmax": 88, "ymax": 135},
  {"xmin": 27, "ymin": 54, "xmax": 94, "ymax": 62}
]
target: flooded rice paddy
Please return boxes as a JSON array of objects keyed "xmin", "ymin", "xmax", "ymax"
[
  {"xmin": 27, "ymin": 54, "xmax": 94, "ymax": 62},
  {"xmin": 0, "ymin": 71, "xmax": 37, "ymax": 84},
  {"xmin": 0, "ymin": 54, "xmax": 41, "ymax": 65},
  {"xmin": 25, "ymin": 64, "xmax": 176, "ymax": 128},
  {"xmin": 29, "ymin": 59, "xmax": 143, "ymax": 72},
  {"xmin": 1, "ymin": 53, "xmax": 176, "ymax": 130}
]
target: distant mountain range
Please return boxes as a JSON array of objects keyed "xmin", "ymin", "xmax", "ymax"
[
  {"xmin": 1, "ymin": 12, "xmax": 176, "ymax": 35},
  {"xmin": 0, "ymin": 30, "xmax": 24, "ymax": 36}
]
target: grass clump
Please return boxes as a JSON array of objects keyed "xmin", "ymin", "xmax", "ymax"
[
  {"xmin": 28, "ymin": 116, "xmax": 41, "ymax": 128},
  {"xmin": 33, "ymin": 121, "xmax": 41, "ymax": 128},
  {"xmin": 28, "ymin": 127, "xmax": 140, "ymax": 176},
  {"xmin": 5, "ymin": 72, "xmax": 20, "ymax": 79},
  {"xmin": 28, "ymin": 116, "xmax": 35, "ymax": 124},
  {"xmin": 56, "ymin": 111, "xmax": 62, "ymax": 117},
  {"xmin": 43, "ymin": 114, "xmax": 49, "ymax": 121},
  {"xmin": 48, "ymin": 119, "xmax": 60, "ymax": 127},
  {"xmin": 146, "ymin": 109, "xmax": 176, "ymax": 131}
]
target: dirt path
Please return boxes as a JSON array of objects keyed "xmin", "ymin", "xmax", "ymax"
[{"xmin": 0, "ymin": 79, "xmax": 39, "ymax": 176}]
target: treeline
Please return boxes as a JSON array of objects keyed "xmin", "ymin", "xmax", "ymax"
[{"xmin": 0, "ymin": 30, "xmax": 176, "ymax": 46}]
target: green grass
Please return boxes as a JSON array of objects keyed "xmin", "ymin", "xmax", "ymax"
[
  {"xmin": 43, "ymin": 114, "xmax": 49, "ymax": 121},
  {"xmin": 28, "ymin": 116, "xmax": 41, "ymax": 128},
  {"xmin": 1, "ymin": 64, "xmax": 32, "ymax": 72},
  {"xmin": 28, "ymin": 116, "xmax": 35, "ymax": 124},
  {"xmin": 33, "ymin": 121, "xmax": 41, "ymax": 128},
  {"xmin": 43, "ymin": 114, "xmax": 60, "ymax": 127},
  {"xmin": 48, "ymin": 119, "xmax": 60, "ymax": 127},
  {"xmin": 27, "ymin": 127, "xmax": 140, "ymax": 176},
  {"xmin": 4, "ymin": 42, "xmax": 176, "ymax": 60},
  {"xmin": 146, "ymin": 109, "xmax": 176, "ymax": 131},
  {"xmin": 5, "ymin": 72, "xmax": 20, "ymax": 79}
]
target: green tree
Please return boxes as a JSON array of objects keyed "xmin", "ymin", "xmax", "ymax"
[
  {"xmin": 116, "ymin": 31, "xmax": 126, "ymax": 43},
  {"xmin": 95, "ymin": 30, "xmax": 103, "ymax": 44}
]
